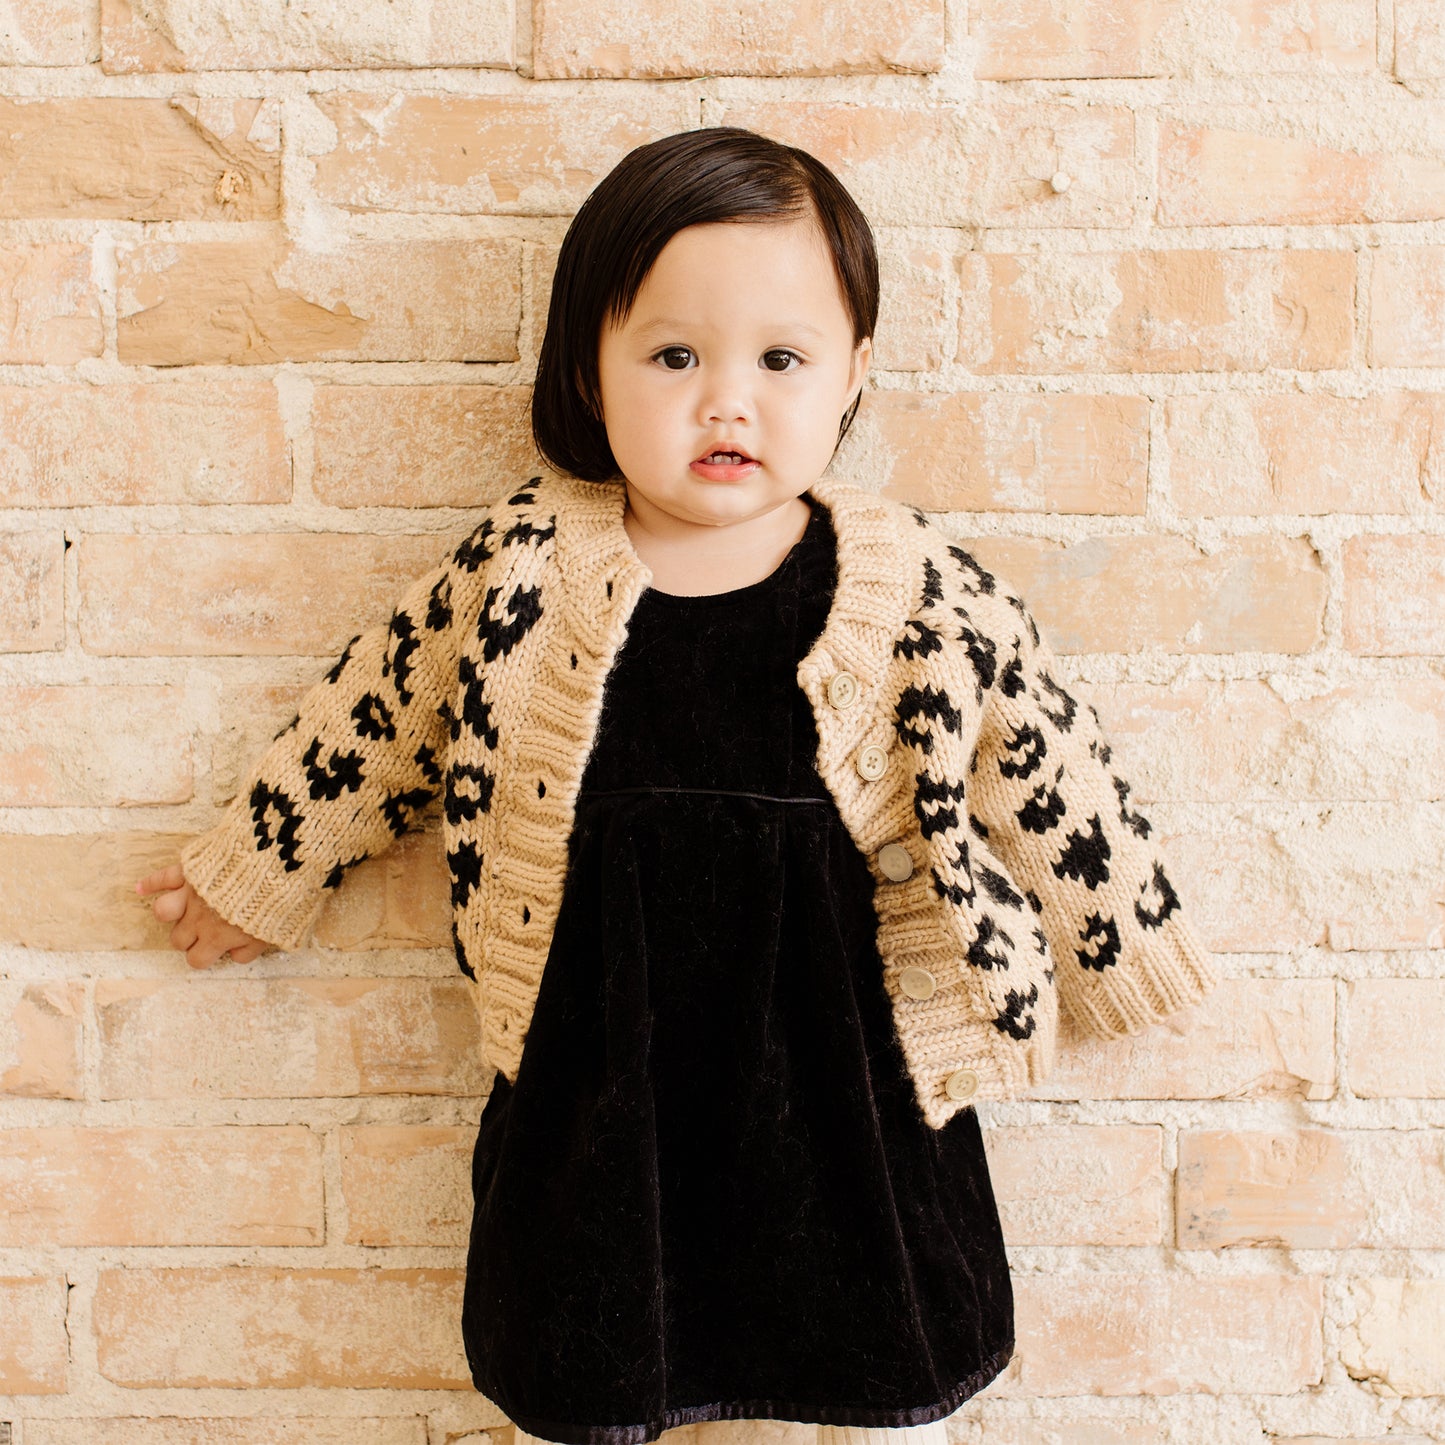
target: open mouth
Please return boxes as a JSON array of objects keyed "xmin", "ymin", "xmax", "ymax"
[{"xmin": 696, "ymin": 449, "xmax": 756, "ymax": 465}]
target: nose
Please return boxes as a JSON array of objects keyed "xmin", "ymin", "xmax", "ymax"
[{"xmin": 695, "ymin": 357, "xmax": 755, "ymax": 426}]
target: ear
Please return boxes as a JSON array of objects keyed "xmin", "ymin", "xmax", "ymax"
[{"xmin": 846, "ymin": 335, "xmax": 873, "ymax": 406}]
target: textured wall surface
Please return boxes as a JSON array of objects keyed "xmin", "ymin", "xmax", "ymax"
[{"xmin": 1, "ymin": 0, "xmax": 1443, "ymax": 1441}]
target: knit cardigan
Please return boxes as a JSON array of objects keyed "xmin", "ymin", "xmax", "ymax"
[{"xmin": 181, "ymin": 470, "xmax": 1220, "ymax": 1130}]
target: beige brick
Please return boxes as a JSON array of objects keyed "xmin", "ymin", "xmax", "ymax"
[
  {"xmin": 987, "ymin": 1125, "xmax": 1163, "ymax": 1245},
  {"xmin": 0, "ymin": 686, "xmax": 192, "ymax": 806},
  {"xmin": 960, "ymin": 249, "xmax": 1354, "ymax": 373},
  {"xmin": 1217, "ymin": 0, "xmax": 1375, "ymax": 71},
  {"xmin": 311, "ymin": 828, "xmax": 453, "ymax": 951},
  {"xmin": 716, "ymin": 101, "xmax": 1136, "ymax": 228},
  {"xmin": 966, "ymin": 1421, "xmax": 1158, "ymax": 1445},
  {"xmin": 0, "ymin": 0, "xmax": 94, "ymax": 64},
  {"xmin": 100, "ymin": 0, "xmax": 511, "ymax": 71},
  {"xmin": 0, "ymin": 244, "xmax": 103, "ymax": 364},
  {"xmin": 1369, "ymin": 246, "xmax": 1445, "ymax": 367},
  {"xmin": 211, "ymin": 683, "xmax": 309, "ymax": 805},
  {"xmin": 1397, "ymin": 0, "xmax": 1445, "ymax": 78},
  {"xmin": 1343, "ymin": 535, "xmax": 1445, "ymax": 654},
  {"xmin": 311, "ymin": 93, "xmax": 695, "ymax": 215},
  {"xmin": 339, "ymin": 1124, "xmax": 473, "ymax": 1245},
  {"xmin": 0, "ymin": 1274, "xmax": 68, "ymax": 1393},
  {"xmin": 867, "ymin": 391, "xmax": 1148, "ymax": 513},
  {"xmin": 968, "ymin": 0, "xmax": 1175, "ymax": 79},
  {"xmin": 0, "ymin": 831, "xmax": 187, "ymax": 951},
  {"xmin": 1095, "ymin": 679, "xmax": 1445, "ymax": 804},
  {"xmin": 0, "ymin": 1126, "xmax": 322, "ymax": 1245},
  {"xmin": 79, "ymin": 532, "xmax": 450, "ymax": 657},
  {"xmin": 1274, "ymin": 1439, "xmax": 1433, "ymax": 1445},
  {"xmin": 527, "ymin": 242, "xmax": 559, "ymax": 361},
  {"xmin": 29, "ymin": 1422, "xmax": 427, "ymax": 1445},
  {"xmin": 0, "ymin": 98, "xmax": 279, "ymax": 221},
  {"xmin": 1168, "ymin": 806, "xmax": 1445, "ymax": 952},
  {"xmin": 1006, "ymin": 1273, "xmax": 1322, "ymax": 1394},
  {"xmin": 1349, "ymin": 980, "xmax": 1445, "ymax": 1096},
  {"xmin": 960, "ymin": 533, "xmax": 1325, "ymax": 653},
  {"xmin": 93, "ymin": 1266, "xmax": 469, "ymax": 1387},
  {"xmin": 96, "ymin": 977, "xmax": 484, "ymax": 1098},
  {"xmin": 1166, "ymin": 391, "xmax": 1445, "ymax": 516},
  {"xmin": 873, "ymin": 241, "xmax": 950, "ymax": 373},
  {"xmin": 1036, "ymin": 978, "xmax": 1334, "ymax": 1102},
  {"xmin": 0, "ymin": 380, "xmax": 291, "ymax": 506},
  {"xmin": 313, "ymin": 384, "xmax": 532, "ymax": 508},
  {"xmin": 1158, "ymin": 109, "xmax": 1445, "ymax": 226},
  {"xmin": 1178, "ymin": 1129, "xmax": 1445, "ymax": 1250},
  {"xmin": 0, "ymin": 982, "xmax": 84, "ymax": 1100},
  {"xmin": 0, "ymin": 532, "xmax": 65, "ymax": 652},
  {"xmin": 1340, "ymin": 1278, "xmax": 1445, "ymax": 1396},
  {"xmin": 533, "ymin": 0, "xmax": 942, "ymax": 78},
  {"xmin": 116, "ymin": 237, "xmax": 521, "ymax": 365}
]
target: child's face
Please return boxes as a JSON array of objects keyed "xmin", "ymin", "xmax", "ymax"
[{"xmin": 595, "ymin": 216, "xmax": 872, "ymax": 533}]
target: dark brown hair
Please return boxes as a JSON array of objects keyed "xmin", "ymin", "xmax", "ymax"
[{"xmin": 531, "ymin": 126, "xmax": 879, "ymax": 483}]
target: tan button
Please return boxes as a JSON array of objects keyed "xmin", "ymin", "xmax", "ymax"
[
  {"xmin": 827, "ymin": 670, "xmax": 860, "ymax": 709},
  {"xmin": 899, "ymin": 966, "xmax": 936, "ymax": 1000},
  {"xmin": 945, "ymin": 1067, "xmax": 979, "ymax": 1101},
  {"xmin": 856, "ymin": 744, "xmax": 889, "ymax": 781},
  {"xmin": 877, "ymin": 842, "xmax": 914, "ymax": 881}
]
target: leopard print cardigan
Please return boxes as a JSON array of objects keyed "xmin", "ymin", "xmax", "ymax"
[{"xmin": 180, "ymin": 470, "xmax": 1220, "ymax": 1129}]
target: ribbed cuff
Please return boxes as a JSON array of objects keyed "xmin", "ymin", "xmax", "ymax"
[
  {"xmin": 180, "ymin": 822, "xmax": 324, "ymax": 953},
  {"xmin": 1065, "ymin": 917, "xmax": 1222, "ymax": 1041}
]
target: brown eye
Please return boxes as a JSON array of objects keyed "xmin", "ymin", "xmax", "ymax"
[
  {"xmin": 762, "ymin": 349, "xmax": 801, "ymax": 373},
  {"xmin": 655, "ymin": 346, "xmax": 693, "ymax": 370}
]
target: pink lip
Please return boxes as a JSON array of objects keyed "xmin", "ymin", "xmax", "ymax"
[{"xmin": 691, "ymin": 457, "xmax": 760, "ymax": 481}]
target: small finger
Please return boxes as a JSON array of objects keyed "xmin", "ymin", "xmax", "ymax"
[
  {"xmin": 136, "ymin": 864, "xmax": 185, "ymax": 897},
  {"xmin": 151, "ymin": 889, "xmax": 187, "ymax": 924},
  {"xmin": 229, "ymin": 941, "xmax": 266, "ymax": 964},
  {"xmin": 170, "ymin": 921, "xmax": 199, "ymax": 954},
  {"xmin": 185, "ymin": 940, "xmax": 219, "ymax": 970}
]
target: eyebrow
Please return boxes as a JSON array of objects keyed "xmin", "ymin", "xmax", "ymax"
[{"xmin": 629, "ymin": 316, "xmax": 829, "ymax": 340}]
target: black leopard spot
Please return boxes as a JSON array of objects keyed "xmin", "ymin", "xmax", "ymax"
[
  {"xmin": 1135, "ymin": 861, "xmax": 1181, "ymax": 929},
  {"xmin": 1113, "ymin": 775, "xmax": 1152, "ymax": 838},
  {"xmin": 448, "ymin": 839, "xmax": 484, "ymax": 908},
  {"xmin": 322, "ymin": 853, "xmax": 367, "ymax": 890},
  {"xmin": 351, "ymin": 693, "xmax": 396, "ymax": 742},
  {"xmin": 978, "ymin": 863, "xmax": 1026, "ymax": 910},
  {"xmin": 325, "ymin": 635, "xmax": 361, "ymax": 685},
  {"xmin": 302, "ymin": 737, "xmax": 365, "ymax": 801},
  {"xmin": 1035, "ymin": 671, "xmax": 1078, "ymax": 732},
  {"xmin": 968, "ymin": 813, "xmax": 990, "ymax": 840},
  {"xmin": 249, "ymin": 780, "xmax": 303, "ymax": 871},
  {"xmin": 932, "ymin": 837, "xmax": 976, "ymax": 907},
  {"xmin": 477, "ymin": 582, "xmax": 543, "ymax": 664},
  {"xmin": 452, "ymin": 918, "xmax": 476, "ymax": 980},
  {"xmin": 415, "ymin": 744, "xmax": 443, "ymax": 786},
  {"xmin": 1016, "ymin": 781, "xmax": 1066, "ymax": 834},
  {"xmin": 445, "ymin": 761, "xmax": 495, "ymax": 824},
  {"xmin": 502, "ymin": 513, "xmax": 556, "ymax": 548},
  {"xmin": 894, "ymin": 616, "xmax": 945, "ymax": 664},
  {"xmin": 1052, "ymin": 814, "xmax": 1112, "ymax": 890},
  {"xmin": 273, "ymin": 712, "xmax": 300, "ymax": 741},
  {"xmin": 954, "ymin": 616, "xmax": 997, "ymax": 701},
  {"xmin": 426, "ymin": 574, "xmax": 453, "ymax": 632},
  {"xmin": 914, "ymin": 771, "xmax": 967, "ymax": 840},
  {"xmin": 454, "ymin": 517, "xmax": 498, "ymax": 573},
  {"xmin": 896, "ymin": 684, "xmax": 963, "ymax": 754},
  {"xmin": 1077, "ymin": 912, "xmax": 1121, "ymax": 971},
  {"xmin": 381, "ymin": 786, "xmax": 436, "ymax": 836},
  {"xmin": 946, "ymin": 544, "xmax": 997, "ymax": 597},
  {"xmin": 383, "ymin": 610, "xmax": 421, "ymax": 706},
  {"xmin": 458, "ymin": 655, "xmax": 499, "ymax": 748},
  {"xmin": 967, "ymin": 914, "xmax": 1013, "ymax": 971},
  {"xmin": 998, "ymin": 647, "xmax": 1026, "ymax": 699},
  {"xmin": 920, "ymin": 556, "xmax": 944, "ymax": 606},
  {"xmin": 999, "ymin": 721, "xmax": 1046, "ymax": 781},
  {"xmin": 993, "ymin": 983, "xmax": 1039, "ymax": 1040}
]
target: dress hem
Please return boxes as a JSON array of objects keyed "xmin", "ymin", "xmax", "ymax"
[{"xmin": 480, "ymin": 1336, "xmax": 1015, "ymax": 1445}]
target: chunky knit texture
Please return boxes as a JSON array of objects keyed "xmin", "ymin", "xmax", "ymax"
[{"xmin": 181, "ymin": 471, "xmax": 1220, "ymax": 1130}]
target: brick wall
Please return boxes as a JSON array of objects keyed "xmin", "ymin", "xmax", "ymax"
[{"xmin": 2, "ymin": 0, "xmax": 1443, "ymax": 1441}]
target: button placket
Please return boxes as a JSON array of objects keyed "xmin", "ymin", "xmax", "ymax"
[{"xmin": 855, "ymin": 743, "xmax": 888, "ymax": 781}]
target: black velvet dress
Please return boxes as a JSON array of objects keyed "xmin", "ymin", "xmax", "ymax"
[{"xmin": 460, "ymin": 498, "xmax": 1015, "ymax": 1444}]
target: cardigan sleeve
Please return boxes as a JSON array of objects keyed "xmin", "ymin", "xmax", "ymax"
[
  {"xmin": 965, "ymin": 599, "xmax": 1221, "ymax": 1042},
  {"xmin": 179, "ymin": 539, "xmax": 471, "ymax": 953}
]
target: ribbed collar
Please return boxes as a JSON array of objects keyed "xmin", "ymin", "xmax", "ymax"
[{"xmin": 548, "ymin": 471, "xmax": 919, "ymax": 694}]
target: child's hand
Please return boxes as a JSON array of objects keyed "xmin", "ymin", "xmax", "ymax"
[{"xmin": 136, "ymin": 864, "xmax": 272, "ymax": 969}]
